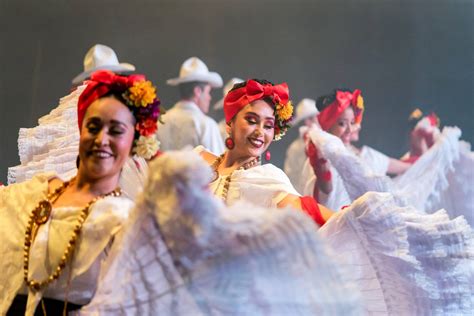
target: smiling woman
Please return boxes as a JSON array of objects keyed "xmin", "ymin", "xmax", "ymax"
[
  {"xmin": 0, "ymin": 70, "xmax": 162, "ymax": 315},
  {"xmin": 198, "ymin": 79, "xmax": 331, "ymax": 227}
]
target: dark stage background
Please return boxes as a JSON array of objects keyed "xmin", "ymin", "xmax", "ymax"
[{"xmin": 1, "ymin": 0, "xmax": 473, "ymax": 184}]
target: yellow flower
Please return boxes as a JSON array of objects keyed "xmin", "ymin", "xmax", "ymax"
[
  {"xmin": 356, "ymin": 95, "xmax": 364, "ymax": 110},
  {"xmin": 409, "ymin": 108, "xmax": 423, "ymax": 120},
  {"xmin": 276, "ymin": 101, "xmax": 293, "ymax": 121},
  {"xmin": 128, "ymin": 80, "xmax": 156, "ymax": 107}
]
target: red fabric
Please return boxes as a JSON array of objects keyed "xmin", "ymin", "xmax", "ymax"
[
  {"xmin": 427, "ymin": 112, "xmax": 440, "ymax": 127},
  {"xmin": 77, "ymin": 70, "xmax": 145, "ymax": 130},
  {"xmin": 401, "ymin": 155, "xmax": 419, "ymax": 164},
  {"xmin": 300, "ymin": 196, "xmax": 326, "ymax": 227},
  {"xmin": 317, "ymin": 90, "xmax": 362, "ymax": 131},
  {"xmin": 223, "ymin": 79, "xmax": 289, "ymax": 122}
]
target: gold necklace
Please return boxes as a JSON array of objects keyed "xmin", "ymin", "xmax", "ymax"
[
  {"xmin": 23, "ymin": 178, "xmax": 122, "ymax": 292},
  {"xmin": 211, "ymin": 153, "xmax": 260, "ymax": 202}
]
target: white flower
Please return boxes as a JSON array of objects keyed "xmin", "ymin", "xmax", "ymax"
[{"xmin": 134, "ymin": 135, "xmax": 160, "ymax": 159}]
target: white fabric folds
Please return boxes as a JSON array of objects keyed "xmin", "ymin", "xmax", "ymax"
[{"xmin": 80, "ymin": 151, "xmax": 362, "ymax": 315}]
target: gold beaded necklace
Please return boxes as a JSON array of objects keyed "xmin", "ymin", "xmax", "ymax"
[
  {"xmin": 23, "ymin": 177, "xmax": 122, "ymax": 292},
  {"xmin": 211, "ymin": 153, "xmax": 260, "ymax": 202}
]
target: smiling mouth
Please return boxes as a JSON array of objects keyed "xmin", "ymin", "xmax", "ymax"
[
  {"xmin": 89, "ymin": 150, "xmax": 114, "ymax": 159},
  {"xmin": 248, "ymin": 137, "xmax": 264, "ymax": 148}
]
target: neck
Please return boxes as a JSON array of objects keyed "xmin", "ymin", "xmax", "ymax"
[
  {"xmin": 222, "ymin": 150, "xmax": 259, "ymax": 170},
  {"xmin": 74, "ymin": 170, "xmax": 120, "ymax": 196},
  {"xmin": 182, "ymin": 97, "xmax": 198, "ymax": 105}
]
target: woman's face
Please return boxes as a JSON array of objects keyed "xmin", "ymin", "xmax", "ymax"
[
  {"xmin": 228, "ymin": 99, "xmax": 275, "ymax": 159},
  {"xmin": 350, "ymin": 123, "xmax": 361, "ymax": 143},
  {"xmin": 328, "ymin": 107, "xmax": 355, "ymax": 145},
  {"xmin": 78, "ymin": 96, "xmax": 135, "ymax": 181}
]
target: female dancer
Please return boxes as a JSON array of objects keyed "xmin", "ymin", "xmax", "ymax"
[
  {"xmin": 198, "ymin": 79, "xmax": 331, "ymax": 227},
  {"xmin": 303, "ymin": 89, "xmax": 467, "ymax": 214},
  {"xmin": 0, "ymin": 70, "xmax": 162, "ymax": 314}
]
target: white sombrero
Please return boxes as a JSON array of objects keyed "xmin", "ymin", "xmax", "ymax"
[
  {"xmin": 213, "ymin": 77, "xmax": 244, "ymax": 110},
  {"xmin": 72, "ymin": 44, "xmax": 136, "ymax": 85},
  {"xmin": 167, "ymin": 57, "xmax": 223, "ymax": 88},
  {"xmin": 292, "ymin": 98, "xmax": 318, "ymax": 125}
]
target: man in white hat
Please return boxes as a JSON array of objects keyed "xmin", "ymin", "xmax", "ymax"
[
  {"xmin": 213, "ymin": 78, "xmax": 244, "ymax": 141},
  {"xmin": 284, "ymin": 98, "xmax": 319, "ymax": 193},
  {"xmin": 72, "ymin": 44, "xmax": 135, "ymax": 85},
  {"xmin": 157, "ymin": 57, "xmax": 225, "ymax": 154}
]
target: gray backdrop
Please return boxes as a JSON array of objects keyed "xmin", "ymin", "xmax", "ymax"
[{"xmin": 1, "ymin": 0, "xmax": 473, "ymax": 184}]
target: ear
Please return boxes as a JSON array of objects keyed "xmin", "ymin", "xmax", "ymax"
[
  {"xmin": 193, "ymin": 85, "xmax": 203, "ymax": 98},
  {"xmin": 225, "ymin": 121, "xmax": 233, "ymax": 136}
]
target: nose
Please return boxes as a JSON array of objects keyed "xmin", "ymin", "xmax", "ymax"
[
  {"xmin": 94, "ymin": 128, "xmax": 110, "ymax": 146},
  {"xmin": 347, "ymin": 123, "xmax": 355, "ymax": 133},
  {"xmin": 254, "ymin": 123, "xmax": 264, "ymax": 136}
]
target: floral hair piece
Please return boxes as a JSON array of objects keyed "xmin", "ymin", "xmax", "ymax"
[
  {"xmin": 223, "ymin": 79, "xmax": 294, "ymax": 140},
  {"xmin": 317, "ymin": 89, "xmax": 364, "ymax": 131},
  {"xmin": 77, "ymin": 70, "xmax": 164, "ymax": 159}
]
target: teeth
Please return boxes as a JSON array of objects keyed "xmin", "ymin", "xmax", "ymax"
[
  {"xmin": 92, "ymin": 151, "xmax": 112, "ymax": 158},
  {"xmin": 249, "ymin": 138, "xmax": 263, "ymax": 147}
]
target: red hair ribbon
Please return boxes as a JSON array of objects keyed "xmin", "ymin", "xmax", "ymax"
[
  {"xmin": 317, "ymin": 89, "xmax": 363, "ymax": 131},
  {"xmin": 77, "ymin": 70, "xmax": 145, "ymax": 130},
  {"xmin": 223, "ymin": 79, "xmax": 289, "ymax": 123}
]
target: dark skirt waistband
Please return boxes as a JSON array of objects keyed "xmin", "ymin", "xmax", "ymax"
[{"xmin": 8, "ymin": 294, "xmax": 83, "ymax": 315}]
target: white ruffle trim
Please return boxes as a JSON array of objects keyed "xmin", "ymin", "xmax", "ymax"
[{"xmin": 319, "ymin": 191, "xmax": 474, "ymax": 314}]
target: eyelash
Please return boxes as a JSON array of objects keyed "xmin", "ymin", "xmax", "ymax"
[
  {"xmin": 246, "ymin": 118, "xmax": 274, "ymax": 129},
  {"xmin": 87, "ymin": 124, "xmax": 124, "ymax": 135}
]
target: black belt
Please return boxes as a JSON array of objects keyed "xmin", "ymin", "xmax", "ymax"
[{"xmin": 8, "ymin": 294, "xmax": 83, "ymax": 315}]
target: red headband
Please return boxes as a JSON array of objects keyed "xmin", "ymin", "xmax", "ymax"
[
  {"xmin": 77, "ymin": 70, "xmax": 145, "ymax": 130},
  {"xmin": 223, "ymin": 79, "xmax": 289, "ymax": 123},
  {"xmin": 317, "ymin": 89, "xmax": 364, "ymax": 131}
]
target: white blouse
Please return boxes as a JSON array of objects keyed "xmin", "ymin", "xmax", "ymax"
[
  {"xmin": 0, "ymin": 173, "xmax": 134, "ymax": 315},
  {"xmin": 210, "ymin": 164, "xmax": 300, "ymax": 208}
]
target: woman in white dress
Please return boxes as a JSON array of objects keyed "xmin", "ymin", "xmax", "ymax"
[
  {"xmin": 198, "ymin": 79, "xmax": 331, "ymax": 227},
  {"xmin": 0, "ymin": 70, "xmax": 162, "ymax": 315},
  {"xmin": 302, "ymin": 89, "xmax": 471, "ymax": 217}
]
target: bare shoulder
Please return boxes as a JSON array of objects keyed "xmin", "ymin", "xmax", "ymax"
[
  {"xmin": 199, "ymin": 150, "xmax": 218, "ymax": 165},
  {"xmin": 48, "ymin": 177, "xmax": 64, "ymax": 194}
]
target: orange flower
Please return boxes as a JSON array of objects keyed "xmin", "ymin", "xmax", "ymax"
[
  {"xmin": 276, "ymin": 101, "xmax": 293, "ymax": 121},
  {"xmin": 128, "ymin": 80, "xmax": 157, "ymax": 107}
]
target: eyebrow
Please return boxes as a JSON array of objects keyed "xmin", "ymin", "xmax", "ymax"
[
  {"xmin": 245, "ymin": 111, "xmax": 275, "ymax": 121},
  {"xmin": 86, "ymin": 117, "xmax": 131, "ymax": 128}
]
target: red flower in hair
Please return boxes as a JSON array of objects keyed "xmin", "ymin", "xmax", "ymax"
[{"xmin": 136, "ymin": 118, "xmax": 158, "ymax": 136}]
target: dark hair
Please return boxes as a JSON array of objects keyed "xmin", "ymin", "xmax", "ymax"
[
  {"xmin": 316, "ymin": 88, "xmax": 352, "ymax": 112},
  {"xmin": 178, "ymin": 81, "xmax": 209, "ymax": 99},
  {"xmin": 229, "ymin": 78, "xmax": 276, "ymax": 107}
]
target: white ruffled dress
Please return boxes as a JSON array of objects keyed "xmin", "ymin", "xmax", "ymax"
[{"xmin": 304, "ymin": 125, "xmax": 474, "ymax": 227}]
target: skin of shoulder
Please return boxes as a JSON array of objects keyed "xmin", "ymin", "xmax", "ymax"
[
  {"xmin": 199, "ymin": 150, "xmax": 218, "ymax": 165},
  {"xmin": 48, "ymin": 177, "xmax": 64, "ymax": 194}
]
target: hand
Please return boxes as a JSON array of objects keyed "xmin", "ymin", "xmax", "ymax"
[{"xmin": 306, "ymin": 140, "xmax": 327, "ymax": 169}]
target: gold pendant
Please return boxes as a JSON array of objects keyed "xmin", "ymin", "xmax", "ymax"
[{"xmin": 35, "ymin": 200, "xmax": 52, "ymax": 225}]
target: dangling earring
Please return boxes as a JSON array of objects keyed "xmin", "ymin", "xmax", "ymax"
[
  {"xmin": 225, "ymin": 137, "xmax": 235, "ymax": 150},
  {"xmin": 265, "ymin": 150, "xmax": 271, "ymax": 161}
]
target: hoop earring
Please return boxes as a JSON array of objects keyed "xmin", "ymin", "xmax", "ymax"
[{"xmin": 225, "ymin": 137, "xmax": 235, "ymax": 150}]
